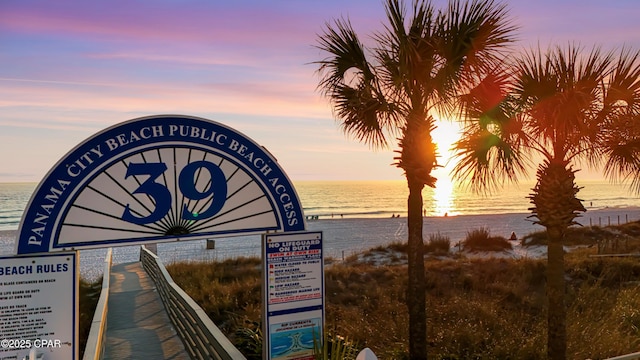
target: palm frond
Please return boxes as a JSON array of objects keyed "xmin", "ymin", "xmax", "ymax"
[
  {"xmin": 315, "ymin": 18, "xmax": 392, "ymax": 148},
  {"xmin": 595, "ymin": 47, "xmax": 640, "ymax": 193},
  {"xmin": 452, "ymin": 108, "xmax": 529, "ymax": 194},
  {"xmin": 601, "ymin": 114, "xmax": 640, "ymax": 192},
  {"xmin": 374, "ymin": 0, "xmax": 437, "ymax": 114},
  {"xmin": 605, "ymin": 48, "xmax": 640, "ymax": 112},
  {"xmin": 433, "ymin": 0, "xmax": 518, "ymax": 113},
  {"xmin": 452, "ymin": 125, "xmax": 527, "ymax": 194},
  {"xmin": 444, "ymin": 0, "xmax": 518, "ymax": 68},
  {"xmin": 512, "ymin": 44, "xmax": 616, "ymax": 163},
  {"xmin": 453, "ymin": 67, "xmax": 530, "ymax": 193},
  {"xmin": 316, "ymin": 18, "xmax": 373, "ymax": 88}
]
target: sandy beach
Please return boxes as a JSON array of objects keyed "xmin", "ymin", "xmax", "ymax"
[{"xmin": 2, "ymin": 206, "xmax": 639, "ymax": 280}]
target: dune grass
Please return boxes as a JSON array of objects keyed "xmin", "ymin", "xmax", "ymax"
[
  {"xmin": 462, "ymin": 227, "xmax": 512, "ymax": 252},
  {"xmin": 425, "ymin": 232, "xmax": 451, "ymax": 254},
  {"xmin": 165, "ymin": 224, "xmax": 640, "ymax": 359},
  {"xmin": 523, "ymin": 222, "xmax": 640, "ymax": 254}
]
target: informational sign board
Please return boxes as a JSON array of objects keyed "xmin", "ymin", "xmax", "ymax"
[
  {"xmin": 16, "ymin": 115, "xmax": 305, "ymax": 254},
  {"xmin": 263, "ymin": 232, "xmax": 324, "ymax": 360},
  {"xmin": 0, "ymin": 252, "xmax": 78, "ymax": 360}
]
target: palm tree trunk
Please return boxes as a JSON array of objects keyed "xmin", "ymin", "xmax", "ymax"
[
  {"xmin": 547, "ymin": 226, "xmax": 566, "ymax": 360},
  {"xmin": 407, "ymin": 177, "xmax": 426, "ymax": 359}
]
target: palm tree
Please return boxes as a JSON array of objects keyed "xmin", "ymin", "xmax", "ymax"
[
  {"xmin": 315, "ymin": 0, "xmax": 516, "ymax": 358},
  {"xmin": 454, "ymin": 45, "xmax": 640, "ymax": 359}
]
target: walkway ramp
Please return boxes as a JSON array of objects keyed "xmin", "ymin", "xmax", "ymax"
[{"xmin": 102, "ymin": 262, "xmax": 190, "ymax": 360}]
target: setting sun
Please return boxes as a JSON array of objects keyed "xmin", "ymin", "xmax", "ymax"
[
  {"xmin": 432, "ymin": 119, "xmax": 461, "ymax": 168},
  {"xmin": 428, "ymin": 118, "xmax": 462, "ymax": 216}
]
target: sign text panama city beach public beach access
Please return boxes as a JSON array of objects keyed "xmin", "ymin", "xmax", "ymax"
[{"xmin": 17, "ymin": 115, "xmax": 306, "ymax": 254}]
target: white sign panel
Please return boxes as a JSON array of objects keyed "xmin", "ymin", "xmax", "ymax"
[
  {"xmin": 17, "ymin": 115, "xmax": 306, "ymax": 254},
  {"xmin": 263, "ymin": 232, "xmax": 324, "ymax": 360},
  {"xmin": 0, "ymin": 252, "xmax": 78, "ymax": 360}
]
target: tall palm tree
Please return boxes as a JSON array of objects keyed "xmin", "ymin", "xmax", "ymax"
[
  {"xmin": 454, "ymin": 45, "xmax": 640, "ymax": 359},
  {"xmin": 315, "ymin": 0, "xmax": 516, "ymax": 358}
]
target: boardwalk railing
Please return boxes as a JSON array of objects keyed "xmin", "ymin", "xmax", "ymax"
[
  {"xmin": 83, "ymin": 248, "xmax": 113, "ymax": 360},
  {"xmin": 603, "ymin": 351, "xmax": 640, "ymax": 360},
  {"xmin": 140, "ymin": 245, "xmax": 247, "ymax": 360}
]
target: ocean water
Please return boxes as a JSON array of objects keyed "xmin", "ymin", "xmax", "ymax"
[
  {"xmin": 1, "ymin": 180, "xmax": 639, "ymax": 280},
  {"xmin": 295, "ymin": 179, "xmax": 640, "ymax": 219},
  {"xmin": 4, "ymin": 180, "xmax": 639, "ymax": 230},
  {"xmin": 0, "ymin": 183, "xmax": 35, "ymax": 231}
]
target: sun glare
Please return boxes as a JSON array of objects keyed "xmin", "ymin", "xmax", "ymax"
[
  {"xmin": 432, "ymin": 118, "xmax": 461, "ymax": 171},
  {"xmin": 430, "ymin": 118, "xmax": 462, "ymax": 216}
]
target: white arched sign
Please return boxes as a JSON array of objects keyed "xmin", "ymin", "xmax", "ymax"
[{"xmin": 16, "ymin": 115, "xmax": 306, "ymax": 254}]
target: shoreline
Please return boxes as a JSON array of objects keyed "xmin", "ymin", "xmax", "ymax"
[
  {"xmin": 2, "ymin": 206, "xmax": 639, "ymax": 242},
  {"xmin": 3, "ymin": 206, "xmax": 639, "ymax": 237},
  {"xmin": 2, "ymin": 207, "xmax": 639, "ymax": 280}
]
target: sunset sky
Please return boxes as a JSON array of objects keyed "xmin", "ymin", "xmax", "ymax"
[{"xmin": 1, "ymin": 0, "xmax": 639, "ymax": 183}]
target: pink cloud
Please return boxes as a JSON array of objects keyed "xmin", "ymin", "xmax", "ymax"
[
  {"xmin": 0, "ymin": 73, "xmax": 329, "ymax": 128},
  {"xmin": 0, "ymin": 1, "xmax": 318, "ymax": 49}
]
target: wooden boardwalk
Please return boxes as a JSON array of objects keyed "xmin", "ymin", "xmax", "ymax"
[{"xmin": 103, "ymin": 262, "xmax": 190, "ymax": 360}]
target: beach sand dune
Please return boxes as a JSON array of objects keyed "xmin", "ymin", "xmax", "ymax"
[
  {"xmin": 307, "ymin": 207, "xmax": 640, "ymax": 258},
  {"xmin": 1, "ymin": 207, "xmax": 639, "ymax": 280}
]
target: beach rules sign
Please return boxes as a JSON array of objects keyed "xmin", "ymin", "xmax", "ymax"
[
  {"xmin": 263, "ymin": 231, "xmax": 325, "ymax": 360},
  {"xmin": 16, "ymin": 115, "xmax": 306, "ymax": 254},
  {"xmin": 0, "ymin": 252, "xmax": 78, "ymax": 360}
]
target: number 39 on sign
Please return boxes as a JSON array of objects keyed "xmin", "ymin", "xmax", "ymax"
[{"xmin": 122, "ymin": 161, "xmax": 227, "ymax": 224}]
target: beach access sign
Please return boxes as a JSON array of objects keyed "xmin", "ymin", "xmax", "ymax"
[
  {"xmin": 16, "ymin": 115, "xmax": 306, "ymax": 254},
  {"xmin": 263, "ymin": 231, "xmax": 324, "ymax": 360},
  {"xmin": 0, "ymin": 252, "xmax": 78, "ymax": 360}
]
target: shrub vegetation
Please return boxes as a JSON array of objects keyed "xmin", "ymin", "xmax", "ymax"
[
  {"xmin": 462, "ymin": 227, "xmax": 512, "ymax": 252},
  {"xmin": 166, "ymin": 228, "xmax": 640, "ymax": 359},
  {"xmin": 425, "ymin": 232, "xmax": 451, "ymax": 254}
]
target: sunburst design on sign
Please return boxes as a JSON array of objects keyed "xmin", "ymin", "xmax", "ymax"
[{"xmin": 56, "ymin": 146, "xmax": 278, "ymax": 246}]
